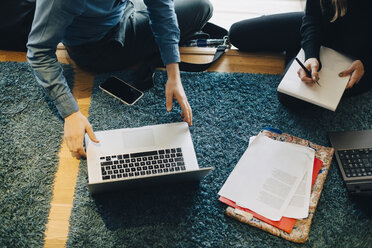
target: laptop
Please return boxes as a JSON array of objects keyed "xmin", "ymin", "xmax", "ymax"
[
  {"xmin": 328, "ymin": 130, "xmax": 372, "ymax": 195},
  {"xmin": 85, "ymin": 122, "xmax": 214, "ymax": 194}
]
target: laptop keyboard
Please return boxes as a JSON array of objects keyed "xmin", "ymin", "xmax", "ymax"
[
  {"xmin": 337, "ymin": 148, "xmax": 372, "ymax": 178},
  {"xmin": 99, "ymin": 148, "xmax": 186, "ymax": 180}
]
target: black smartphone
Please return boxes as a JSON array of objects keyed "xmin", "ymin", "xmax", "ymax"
[{"xmin": 99, "ymin": 76, "xmax": 144, "ymax": 105}]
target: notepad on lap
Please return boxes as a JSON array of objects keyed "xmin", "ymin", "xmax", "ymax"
[{"xmin": 277, "ymin": 46, "xmax": 353, "ymax": 111}]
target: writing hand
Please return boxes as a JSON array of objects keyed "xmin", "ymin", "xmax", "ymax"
[{"xmin": 297, "ymin": 58, "xmax": 320, "ymax": 86}]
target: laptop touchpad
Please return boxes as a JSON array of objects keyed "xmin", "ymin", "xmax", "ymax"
[{"xmin": 122, "ymin": 129, "xmax": 155, "ymax": 149}]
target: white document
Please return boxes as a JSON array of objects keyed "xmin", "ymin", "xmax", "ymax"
[
  {"xmin": 248, "ymin": 136, "xmax": 313, "ymax": 219},
  {"xmin": 283, "ymin": 169, "xmax": 312, "ymax": 219},
  {"xmin": 218, "ymin": 134, "xmax": 315, "ymax": 221},
  {"xmin": 277, "ymin": 46, "xmax": 353, "ymax": 111}
]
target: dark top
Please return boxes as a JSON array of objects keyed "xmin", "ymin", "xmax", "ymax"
[{"xmin": 301, "ymin": 0, "xmax": 371, "ymax": 77}]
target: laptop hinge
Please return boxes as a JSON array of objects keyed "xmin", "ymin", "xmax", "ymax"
[{"xmin": 347, "ymin": 182, "xmax": 372, "ymax": 195}]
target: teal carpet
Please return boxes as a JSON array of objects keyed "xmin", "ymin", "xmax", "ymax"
[
  {"xmin": 67, "ymin": 70, "xmax": 372, "ymax": 248},
  {"xmin": 0, "ymin": 62, "xmax": 74, "ymax": 247}
]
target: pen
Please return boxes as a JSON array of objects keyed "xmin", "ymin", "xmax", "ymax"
[{"xmin": 295, "ymin": 58, "xmax": 320, "ymax": 86}]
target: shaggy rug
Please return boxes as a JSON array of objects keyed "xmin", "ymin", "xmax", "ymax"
[
  {"xmin": 67, "ymin": 70, "xmax": 372, "ymax": 248},
  {"xmin": 0, "ymin": 62, "xmax": 74, "ymax": 247}
]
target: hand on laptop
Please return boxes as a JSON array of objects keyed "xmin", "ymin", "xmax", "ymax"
[
  {"xmin": 64, "ymin": 111, "xmax": 99, "ymax": 158},
  {"xmin": 165, "ymin": 63, "xmax": 193, "ymax": 126}
]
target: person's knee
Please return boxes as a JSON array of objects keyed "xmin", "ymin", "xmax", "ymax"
[
  {"xmin": 229, "ymin": 20, "xmax": 249, "ymax": 50},
  {"xmin": 199, "ymin": 0, "xmax": 213, "ymax": 22},
  {"xmin": 176, "ymin": 0, "xmax": 213, "ymax": 38},
  {"xmin": 228, "ymin": 22, "xmax": 240, "ymax": 47},
  {"xmin": 186, "ymin": 0, "xmax": 213, "ymax": 23},
  {"xmin": 229, "ymin": 16, "xmax": 283, "ymax": 51}
]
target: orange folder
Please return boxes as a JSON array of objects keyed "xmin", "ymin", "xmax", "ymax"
[{"xmin": 219, "ymin": 157, "xmax": 323, "ymax": 233}]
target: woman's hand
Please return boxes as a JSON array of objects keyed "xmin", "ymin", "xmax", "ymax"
[
  {"xmin": 339, "ymin": 60, "xmax": 365, "ymax": 89},
  {"xmin": 64, "ymin": 111, "xmax": 99, "ymax": 158},
  {"xmin": 297, "ymin": 58, "xmax": 320, "ymax": 86},
  {"xmin": 165, "ymin": 63, "xmax": 192, "ymax": 126}
]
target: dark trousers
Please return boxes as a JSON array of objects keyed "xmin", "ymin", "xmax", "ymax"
[
  {"xmin": 229, "ymin": 12, "xmax": 304, "ymax": 65},
  {"xmin": 0, "ymin": 0, "xmax": 35, "ymax": 51},
  {"xmin": 67, "ymin": 0, "xmax": 213, "ymax": 73},
  {"xmin": 229, "ymin": 12, "xmax": 371, "ymax": 110}
]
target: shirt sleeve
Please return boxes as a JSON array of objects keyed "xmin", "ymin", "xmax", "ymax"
[
  {"xmin": 300, "ymin": 0, "xmax": 323, "ymax": 61},
  {"xmin": 143, "ymin": 0, "xmax": 180, "ymax": 66},
  {"xmin": 27, "ymin": 0, "xmax": 84, "ymax": 118}
]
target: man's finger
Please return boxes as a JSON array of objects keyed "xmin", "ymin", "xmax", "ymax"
[
  {"xmin": 70, "ymin": 152, "xmax": 81, "ymax": 159},
  {"xmin": 184, "ymin": 103, "xmax": 191, "ymax": 125},
  {"xmin": 77, "ymin": 147, "xmax": 87, "ymax": 158},
  {"xmin": 166, "ymin": 91, "xmax": 173, "ymax": 112},
  {"xmin": 69, "ymin": 143, "xmax": 78, "ymax": 154},
  {"xmin": 86, "ymin": 124, "xmax": 99, "ymax": 143},
  {"xmin": 70, "ymin": 133, "xmax": 85, "ymax": 154},
  {"xmin": 179, "ymin": 99, "xmax": 192, "ymax": 126},
  {"xmin": 187, "ymin": 102, "xmax": 192, "ymax": 126}
]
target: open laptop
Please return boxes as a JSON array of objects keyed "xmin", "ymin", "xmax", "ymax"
[
  {"xmin": 85, "ymin": 122, "xmax": 214, "ymax": 194},
  {"xmin": 328, "ymin": 130, "xmax": 372, "ymax": 195}
]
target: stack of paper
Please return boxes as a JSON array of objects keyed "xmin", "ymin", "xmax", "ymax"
[{"xmin": 218, "ymin": 133, "xmax": 316, "ymax": 222}]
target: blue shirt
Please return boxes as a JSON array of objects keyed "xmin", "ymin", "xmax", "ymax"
[{"xmin": 27, "ymin": 0, "xmax": 181, "ymax": 118}]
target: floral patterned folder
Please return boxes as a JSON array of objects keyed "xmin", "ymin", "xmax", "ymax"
[{"xmin": 223, "ymin": 129, "xmax": 334, "ymax": 243}]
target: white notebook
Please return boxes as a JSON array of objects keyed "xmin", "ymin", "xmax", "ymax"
[{"xmin": 277, "ymin": 46, "xmax": 353, "ymax": 111}]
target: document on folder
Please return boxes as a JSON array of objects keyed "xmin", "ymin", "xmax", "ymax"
[
  {"xmin": 218, "ymin": 134, "xmax": 315, "ymax": 221},
  {"xmin": 246, "ymin": 136, "xmax": 314, "ymax": 218},
  {"xmin": 277, "ymin": 46, "xmax": 353, "ymax": 111},
  {"xmin": 283, "ymin": 169, "xmax": 313, "ymax": 219}
]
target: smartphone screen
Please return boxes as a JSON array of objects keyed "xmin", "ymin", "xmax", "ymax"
[{"xmin": 99, "ymin": 76, "xmax": 143, "ymax": 105}]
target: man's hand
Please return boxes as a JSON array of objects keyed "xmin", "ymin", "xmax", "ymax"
[
  {"xmin": 64, "ymin": 111, "xmax": 99, "ymax": 158},
  {"xmin": 339, "ymin": 60, "xmax": 365, "ymax": 89},
  {"xmin": 297, "ymin": 58, "xmax": 320, "ymax": 86},
  {"xmin": 165, "ymin": 63, "xmax": 192, "ymax": 126}
]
